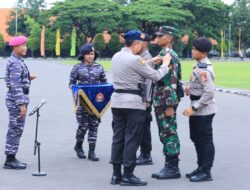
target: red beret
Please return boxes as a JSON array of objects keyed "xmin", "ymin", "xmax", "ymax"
[{"xmin": 9, "ymin": 36, "xmax": 28, "ymax": 47}]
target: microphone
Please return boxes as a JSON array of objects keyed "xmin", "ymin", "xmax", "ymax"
[{"xmin": 29, "ymin": 99, "xmax": 47, "ymax": 116}]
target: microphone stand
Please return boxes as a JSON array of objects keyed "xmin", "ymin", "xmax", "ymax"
[{"xmin": 29, "ymin": 100, "xmax": 47, "ymax": 176}]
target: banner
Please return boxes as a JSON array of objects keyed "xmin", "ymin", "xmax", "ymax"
[
  {"xmin": 40, "ymin": 26, "xmax": 45, "ymax": 57},
  {"xmin": 70, "ymin": 27, "xmax": 76, "ymax": 57},
  {"xmin": 55, "ymin": 29, "xmax": 60, "ymax": 56},
  {"xmin": 71, "ymin": 83, "xmax": 114, "ymax": 118}
]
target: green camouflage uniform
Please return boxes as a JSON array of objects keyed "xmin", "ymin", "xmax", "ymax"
[{"xmin": 153, "ymin": 47, "xmax": 182, "ymax": 157}]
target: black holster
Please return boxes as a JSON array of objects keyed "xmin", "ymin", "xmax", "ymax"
[{"xmin": 138, "ymin": 83, "xmax": 147, "ymax": 102}]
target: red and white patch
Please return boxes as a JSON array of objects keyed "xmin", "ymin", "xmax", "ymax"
[
  {"xmin": 96, "ymin": 93, "xmax": 105, "ymax": 102},
  {"xmin": 200, "ymin": 72, "xmax": 208, "ymax": 83}
]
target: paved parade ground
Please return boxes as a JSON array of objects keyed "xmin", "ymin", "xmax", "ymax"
[{"xmin": 0, "ymin": 59, "xmax": 250, "ymax": 190}]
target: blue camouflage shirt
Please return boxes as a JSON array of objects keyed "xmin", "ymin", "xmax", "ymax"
[
  {"xmin": 5, "ymin": 52, "xmax": 31, "ymax": 105},
  {"xmin": 69, "ymin": 61, "xmax": 107, "ymax": 87}
]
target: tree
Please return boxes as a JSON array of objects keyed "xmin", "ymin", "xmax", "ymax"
[
  {"xmin": 24, "ymin": 15, "xmax": 41, "ymax": 57},
  {"xmin": 184, "ymin": 0, "xmax": 230, "ymax": 40},
  {"xmin": 108, "ymin": 32, "xmax": 122, "ymax": 54},
  {"xmin": 45, "ymin": 28, "xmax": 56, "ymax": 57},
  {"xmin": 0, "ymin": 34, "xmax": 5, "ymax": 54},
  {"xmin": 127, "ymin": 0, "xmax": 194, "ymax": 34},
  {"xmin": 45, "ymin": 0, "xmax": 123, "ymax": 43},
  {"xmin": 61, "ymin": 33, "xmax": 71, "ymax": 56},
  {"xmin": 93, "ymin": 33, "xmax": 106, "ymax": 52},
  {"xmin": 7, "ymin": 0, "xmax": 47, "ymax": 36},
  {"xmin": 231, "ymin": 0, "xmax": 250, "ymax": 50}
]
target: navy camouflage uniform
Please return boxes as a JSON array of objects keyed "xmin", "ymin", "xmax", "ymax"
[
  {"xmin": 69, "ymin": 62, "xmax": 107, "ymax": 143},
  {"xmin": 5, "ymin": 52, "xmax": 31, "ymax": 155}
]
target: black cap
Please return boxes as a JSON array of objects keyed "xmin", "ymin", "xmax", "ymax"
[
  {"xmin": 142, "ymin": 33, "xmax": 151, "ymax": 42},
  {"xmin": 193, "ymin": 37, "xmax": 212, "ymax": 53},
  {"xmin": 78, "ymin": 43, "xmax": 99, "ymax": 61}
]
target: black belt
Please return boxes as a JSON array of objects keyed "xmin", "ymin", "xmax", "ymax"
[
  {"xmin": 190, "ymin": 94, "xmax": 201, "ymax": 101},
  {"xmin": 114, "ymin": 89, "xmax": 140, "ymax": 95}
]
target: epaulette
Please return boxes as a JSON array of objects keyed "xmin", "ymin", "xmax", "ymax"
[{"xmin": 197, "ymin": 62, "xmax": 207, "ymax": 68}]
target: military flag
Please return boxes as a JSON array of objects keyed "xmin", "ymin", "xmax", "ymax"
[{"xmin": 71, "ymin": 83, "xmax": 114, "ymax": 118}]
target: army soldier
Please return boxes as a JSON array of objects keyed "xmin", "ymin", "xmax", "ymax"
[
  {"xmin": 152, "ymin": 26, "xmax": 183, "ymax": 179},
  {"xmin": 110, "ymin": 30, "xmax": 172, "ymax": 186},
  {"xmin": 69, "ymin": 43, "xmax": 107, "ymax": 161},
  {"xmin": 136, "ymin": 33, "xmax": 154, "ymax": 165},
  {"xmin": 4, "ymin": 36, "xmax": 37, "ymax": 169},
  {"xmin": 183, "ymin": 37, "xmax": 217, "ymax": 182}
]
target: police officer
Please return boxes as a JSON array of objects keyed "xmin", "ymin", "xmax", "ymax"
[
  {"xmin": 110, "ymin": 30, "xmax": 172, "ymax": 186},
  {"xmin": 152, "ymin": 26, "xmax": 183, "ymax": 179},
  {"xmin": 136, "ymin": 33, "xmax": 154, "ymax": 165},
  {"xmin": 4, "ymin": 36, "xmax": 37, "ymax": 169},
  {"xmin": 69, "ymin": 43, "xmax": 107, "ymax": 161},
  {"xmin": 183, "ymin": 37, "xmax": 217, "ymax": 182}
]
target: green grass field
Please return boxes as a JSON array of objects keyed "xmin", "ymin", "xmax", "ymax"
[{"xmin": 63, "ymin": 60, "xmax": 250, "ymax": 90}]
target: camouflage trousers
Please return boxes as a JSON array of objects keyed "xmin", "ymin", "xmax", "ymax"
[
  {"xmin": 5, "ymin": 99, "xmax": 27, "ymax": 155},
  {"xmin": 154, "ymin": 106, "xmax": 180, "ymax": 157},
  {"xmin": 76, "ymin": 105, "xmax": 99, "ymax": 143}
]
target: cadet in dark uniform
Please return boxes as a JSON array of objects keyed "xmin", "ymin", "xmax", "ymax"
[
  {"xmin": 69, "ymin": 43, "xmax": 107, "ymax": 161},
  {"xmin": 183, "ymin": 37, "xmax": 217, "ymax": 182},
  {"xmin": 136, "ymin": 33, "xmax": 154, "ymax": 165},
  {"xmin": 110, "ymin": 30, "xmax": 172, "ymax": 186},
  {"xmin": 4, "ymin": 36, "xmax": 37, "ymax": 169}
]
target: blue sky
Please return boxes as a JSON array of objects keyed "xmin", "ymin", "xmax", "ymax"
[{"xmin": 0, "ymin": 0, "xmax": 235, "ymax": 8}]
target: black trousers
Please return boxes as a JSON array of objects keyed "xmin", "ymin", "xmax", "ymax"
[
  {"xmin": 189, "ymin": 114, "xmax": 215, "ymax": 171},
  {"xmin": 111, "ymin": 108, "xmax": 146, "ymax": 170},
  {"xmin": 139, "ymin": 107, "xmax": 152, "ymax": 154}
]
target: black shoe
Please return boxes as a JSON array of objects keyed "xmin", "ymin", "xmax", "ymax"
[
  {"xmin": 120, "ymin": 175, "xmax": 147, "ymax": 186},
  {"xmin": 186, "ymin": 167, "xmax": 202, "ymax": 178},
  {"xmin": 152, "ymin": 166, "xmax": 167, "ymax": 178},
  {"xmin": 154, "ymin": 159, "xmax": 181, "ymax": 179},
  {"xmin": 136, "ymin": 153, "xmax": 153, "ymax": 166},
  {"xmin": 111, "ymin": 175, "xmax": 122, "ymax": 185},
  {"xmin": 88, "ymin": 143, "xmax": 99, "ymax": 161},
  {"xmin": 74, "ymin": 146, "xmax": 86, "ymax": 159},
  {"xmin": 190, "ymin": 171, "xmax": 213, "ymax": 182},
  {"xmin": 155, "ymin": 167, "xmax": 181, "ymax": 179},
  {"xmin": 4, "ymin": 159, "xmax": 26, "ymax": 170}
]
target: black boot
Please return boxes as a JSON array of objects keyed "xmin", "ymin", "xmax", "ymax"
[
  {"xmin": 152, "ymin": 157, "xmax": 181, "ymax": 179},
  {"xmin": 74, "ymin": 141, "xmax": 86, "ymax": 159},
  {"xmin": 3, "ymin": 155, "xmax": 26, "ymax": 170},
  {"xmin": 120, "ymin": 167, "xmax": 147, "ymax": 186},
  {"xmin": 88, "ymin": 143, "xmax": 99, "ymax": 161},
  {"xmin": 186, "ymin": 166, "xmax": 202, "ymax": 178},
  {"xmin": 136, "ymin": 153, "xmax": 153, "ymax": 166},
  {"xmin": 190, "ymin": 167, "xmax": 213, "ymax": 182},
  {"xmin": 111, "ymin": 164, "xmax": 122, "ymax": 185}
]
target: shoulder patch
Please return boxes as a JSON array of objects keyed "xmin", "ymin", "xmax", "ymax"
[
  {"xmin": 199, "ymin": 72, "xmax": 208, "ymax": 83},
  {"xmin": 139, "ymin": 58, "xmax": 146, "ymax": 65}
]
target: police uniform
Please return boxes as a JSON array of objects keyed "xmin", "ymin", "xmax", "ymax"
[
  {"xmin": 110, "ymin": 30, "xmax": 170, "ymax": 186},
  {"xmin": 69, "ymin": 43, "xmax": 107, "ymax": 161},
  {"xmin": 136, "ymin": 43, "xmax": 154, "ymax": 165},
  {"xmin": 184, "ymin": 37, "xmax": 217, "ymax": 182},
  {"xmin": 152, "ymin": 26, "xmax": 182, "ymax": 179},
  {"xmin": 4, "ymin": 36, "xmax": 30, "ymax": 169}
]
